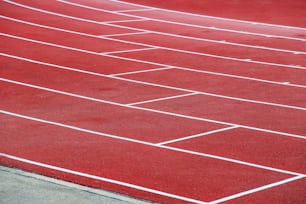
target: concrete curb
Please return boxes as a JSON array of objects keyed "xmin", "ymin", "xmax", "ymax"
[{"xmin": 0, "ymin": 165, "xmax": 155, "ymax": 204}]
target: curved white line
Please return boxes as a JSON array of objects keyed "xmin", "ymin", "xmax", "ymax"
[
  {"xmin": 57, "ymin": 0, "xmax": 306, "ymax": 53},
  {"xmin": 114, "ymin": 0, "xmax": 306, "ymax": 30}
]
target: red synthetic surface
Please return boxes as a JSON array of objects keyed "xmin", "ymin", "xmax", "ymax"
[
  {"xmin": 1, "ymin": 0, "xmax": 306, "ymax": 203},
  {"xmin": 123, "ymin": 0, "xmax": 306, "ymax": 27}
]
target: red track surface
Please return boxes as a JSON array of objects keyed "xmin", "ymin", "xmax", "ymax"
[{"xmin": 1, "ymin": 0, "xmax": 306, "ymax": 203}]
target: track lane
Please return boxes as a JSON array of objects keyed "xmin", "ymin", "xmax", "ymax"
[
  {"xmin": 121, "ymin": 0, "xmax": 306, "ymax": 28},
  {"xmin": 112, "ymin": 32, "xmax": 306, "ymax": 67},
  {"xmin": 136, "ymin": 93, "xmax": 306, "ymax": 137},
  {"xmin": 115, "ymin": 61, "xmax": 306, "ymax": 109},
  {"xmin": 4, "ymin": 0, "xmax": 305, "ymax": 70},
  {"xmin": 0, "ymin": 112, "xmax": 294, "ymax": 203},
  {"xmin": 4, "ymin": 15, "xmax": 306, "ymax": 88},
  {"xmin": 167, "ymin": 128, "xmax": 306, "ymax": 174},
  {"xmin": 0, "ymin": 81, "xmax": 225, "ymax": 143},
  {"xmin": 1, "ymin": 18, "xmax": 148, "ymax": 53},
  {"xmin": 0, "ymin": 56, "xmax": 186, "ymax": 104},
  {"xmin": 118, "ymin": 10, "xmax": 306, "ymax": 40},
  {"xmin": 112, "ymin": 20, "xmax": 306, "ymax": 52},
  {"xmin": 114, "ymin": 49, "xmax": 306, "ymax": 86},
  {"xmin": 1, "ymin": 0, "xmax": 304, "ymax": 203},
  {"xmin": 68, "ymin": 0, "xmax": 151, "ymax": 11},
  {"xmin": 1, "ymin": 1, "xmax": 135, "ymax": 35},
  {"xmin": 222, "ymin": 177, "xmax": 306, "ymax": 204},
  {"xmin": 1, "ymin": 36, "xmax": 159, "ymax": 75},
  {"xmin": 7, "ymin": 0, "xmax": 139, "ymax": 22},
  {"xmin": 64, "ymin": 0, "xmax": 306, "ymax": 39}
]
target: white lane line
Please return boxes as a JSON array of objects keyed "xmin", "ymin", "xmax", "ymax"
[
  {"xmin": 5, "ymin": 29, "xmax": 305, "ymax": 73},
  {"xmin": 0, "ymin": 33, "xmax": 164, "ymax": 67},
  {"xmin": 114, "ymin": 74, "xmax": 306, "ymax": 111},
  {"xmin": 1, "ymin": 50, "xmax": 306, "ymax": 112},
  {"xmin": 3, "ymin": 18, "xmax": 306, "ymax": 93},
  {"xmin": 0, "ymin": 153, "xmax": 208, "ymax": 204},
  {"xmin": 1, "ymin": 77, "xmax": 305, "ymax": 141},
  {"xmin": 156, "ymin": 126, "xmax": 239, "ymax": 145},
  {"xmin": 3, "ymin": 0, "xmax": 144, "ymax": 30},
  {"xmin": 57, "ymin": 0, "xmax": 306, "ymax": 53},
  {"xmin": 5, "ymin": 28, "xmax": 306, "ymax": 88},
  {"xmin": 4, "ymin": 1, "xmax": 306, "ymax": 68},
  {"xmin": 57, "ymin": 0, "xmax": 306, "ymax": 42},
  {"xmin": 115, "ymin": 8, "xmax": 156, "ymax": 13},
  {"xmin": 6, "ymin": 0, "xmax": 305, "ymax": 52},
  {"xmin": 127, "ymin": 92, "xmax": 198, "ymax": 106},
  {"xmin": 1, "ymin": 110, "xmax": 304, "ymax": 177},
  {"xmin": 110, "ymin": 66, "xmax": 174, "ymax": 76},
  {"xmin": 101, "ymin": 31, "xmax": 150, "ymax": 37},
  {"xmin": 113, "ymin": 0, "xmax": 306, "ymax": 30},
  {"xmin": 102, "ymin": 18, "xmax": 149, "ymax": 24},
  {"xmin": 210, "ymin": 175, "xmax": 306, "ymax": 203},
  {"xmin": 3, "ymin": 15, "xmax": 306, "ymax": 74},
  {"xmin": 1, "ymin": 49, "xmax": 306, "ymax": 112},
  {"xmin": 2, "ymin": 17, "xmax": 306, "ymax": 90},
  {"xmin": 102, "ymin": 47, "xmax": 158, "ymax": 55}
]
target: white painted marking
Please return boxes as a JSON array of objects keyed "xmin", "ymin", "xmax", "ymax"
[
  {"xmin": 110, "ymin": 66, "xmax": 174, "ymax": 76},
  {"xmin": 58, "ymin": 0, "xmax": 306, "ymax": 43},
  {"xmin": 1, "ymin": 77, "xmax": 305, "ymax": 141},
  {"xmin": 2, "ymin": 49, "xmax": 306, "ymax": 112},
  {"xmin": 56, "ymin": 0, "xmax": 306, "ymax": 53},
  {"xmin": 103, "ymin": 18, "xmax": 149, "ymax": 24},
  {"xmin": 115, "ymin": 8, "xmax": 156, "ymax": 13},
  {"xmin": 175, "ymin": 66, "xmax": 306, "ymax": 88},
  {"xmin": 2, "ymin": 16, "xmax": 306, "ymax": 90},
  {"xmin": 101, "ymin": 31, "xmax": 150, "ymax": 37},
  {"xmin": 0, "ymin": 16, "xmax": 306, "ymax": 91},
  {"xmin": 0, "ymin": 110, "xmax": 304, "ymax": 177},
  {"xmin": 5, "ymin": 29, "xmax": 305, "ymax": 80},
  {"xmin": 210, "ymin": 175, "xmax": 305, "ymax": 203},
  {"xmin": 157, "ymin": 126, "xmax": 239, "ymax": 145},
  {"xmin": 0, "ymin": 153, "xmax": 208, "ymax": 204},
  {"xmin": 127, "ymin": 92, "xmax": 198, "ymax": 106},
  {"xmin": 3, "ymin": 16, "xmax": 306, "ymax": 72},
  {"xmin": 6, "ymin": 0, "xmax": 306, "ymax": 45},
  {"xmin": 112, "ymin": 0, "xmax": 306, "ymax": 30},
  {"xmin": 102, "ymin": 47, "xmax": 158, "ymax": 55}
]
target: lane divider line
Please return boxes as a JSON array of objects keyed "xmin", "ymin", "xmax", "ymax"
[
  {"xmin": 102, "ymin": 18, "xmax": 150, "ymax": 24},
  {"xmin": 2, "ymin": 16, "xmax": 306, "ymax": 89},
  {"xmin": 210, "ymin": 175, "xmax": 306, "ymax": 203},
  {"xmin": 156, "ymin": 126, "xmax": 239, "ymax": 145},
  {"xmin": 127, "ymin": 92, "xmax": 198, "ymax": 106},
  {"xmin": 0, "ymin": 77, "xmax": 305, "ymax": 140},
  {"xmin": 102, "ymin": 47, "xmax": 158, "ymax": 55},
  {"xmin": 101, "ymin": 31, "xmax": 151, "ymax": 37},
  {"xmin": 115, "ymin": 8, "xmax": 156, "ymax": 13},
  {"xmin": 0, "ymin": 153, "xmax": 208, "ymax": 204},
  {"xmin": 57, "ymin": 0, "xmax": 306, "ymax": 41},
  {"xmin": 0, "ymin": 110, "xmax": 304, "ymax": 177},
  {"xmin": 1, "ymin": 52, "xmax": 305, "ymax": 111},
  {"xmin": 112, "ymin": 0, "xmax": 306, "ymax": 30},
  {"xmin": 2, "ymin": 30, "xmax": 306, "ymax": 91},
  {"xmin": 57, "ymin": 0, "xmax": 306, "ymax": 51}
]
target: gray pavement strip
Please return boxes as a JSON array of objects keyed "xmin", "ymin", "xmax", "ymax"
[{"xmin": 0, "ymin": 165, "xmax": 156, "ymax": 204}]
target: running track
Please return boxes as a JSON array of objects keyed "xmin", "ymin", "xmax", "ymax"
[{"xmin": 0, "ymin": 0, "xmax": 306, "ymax": 203}]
